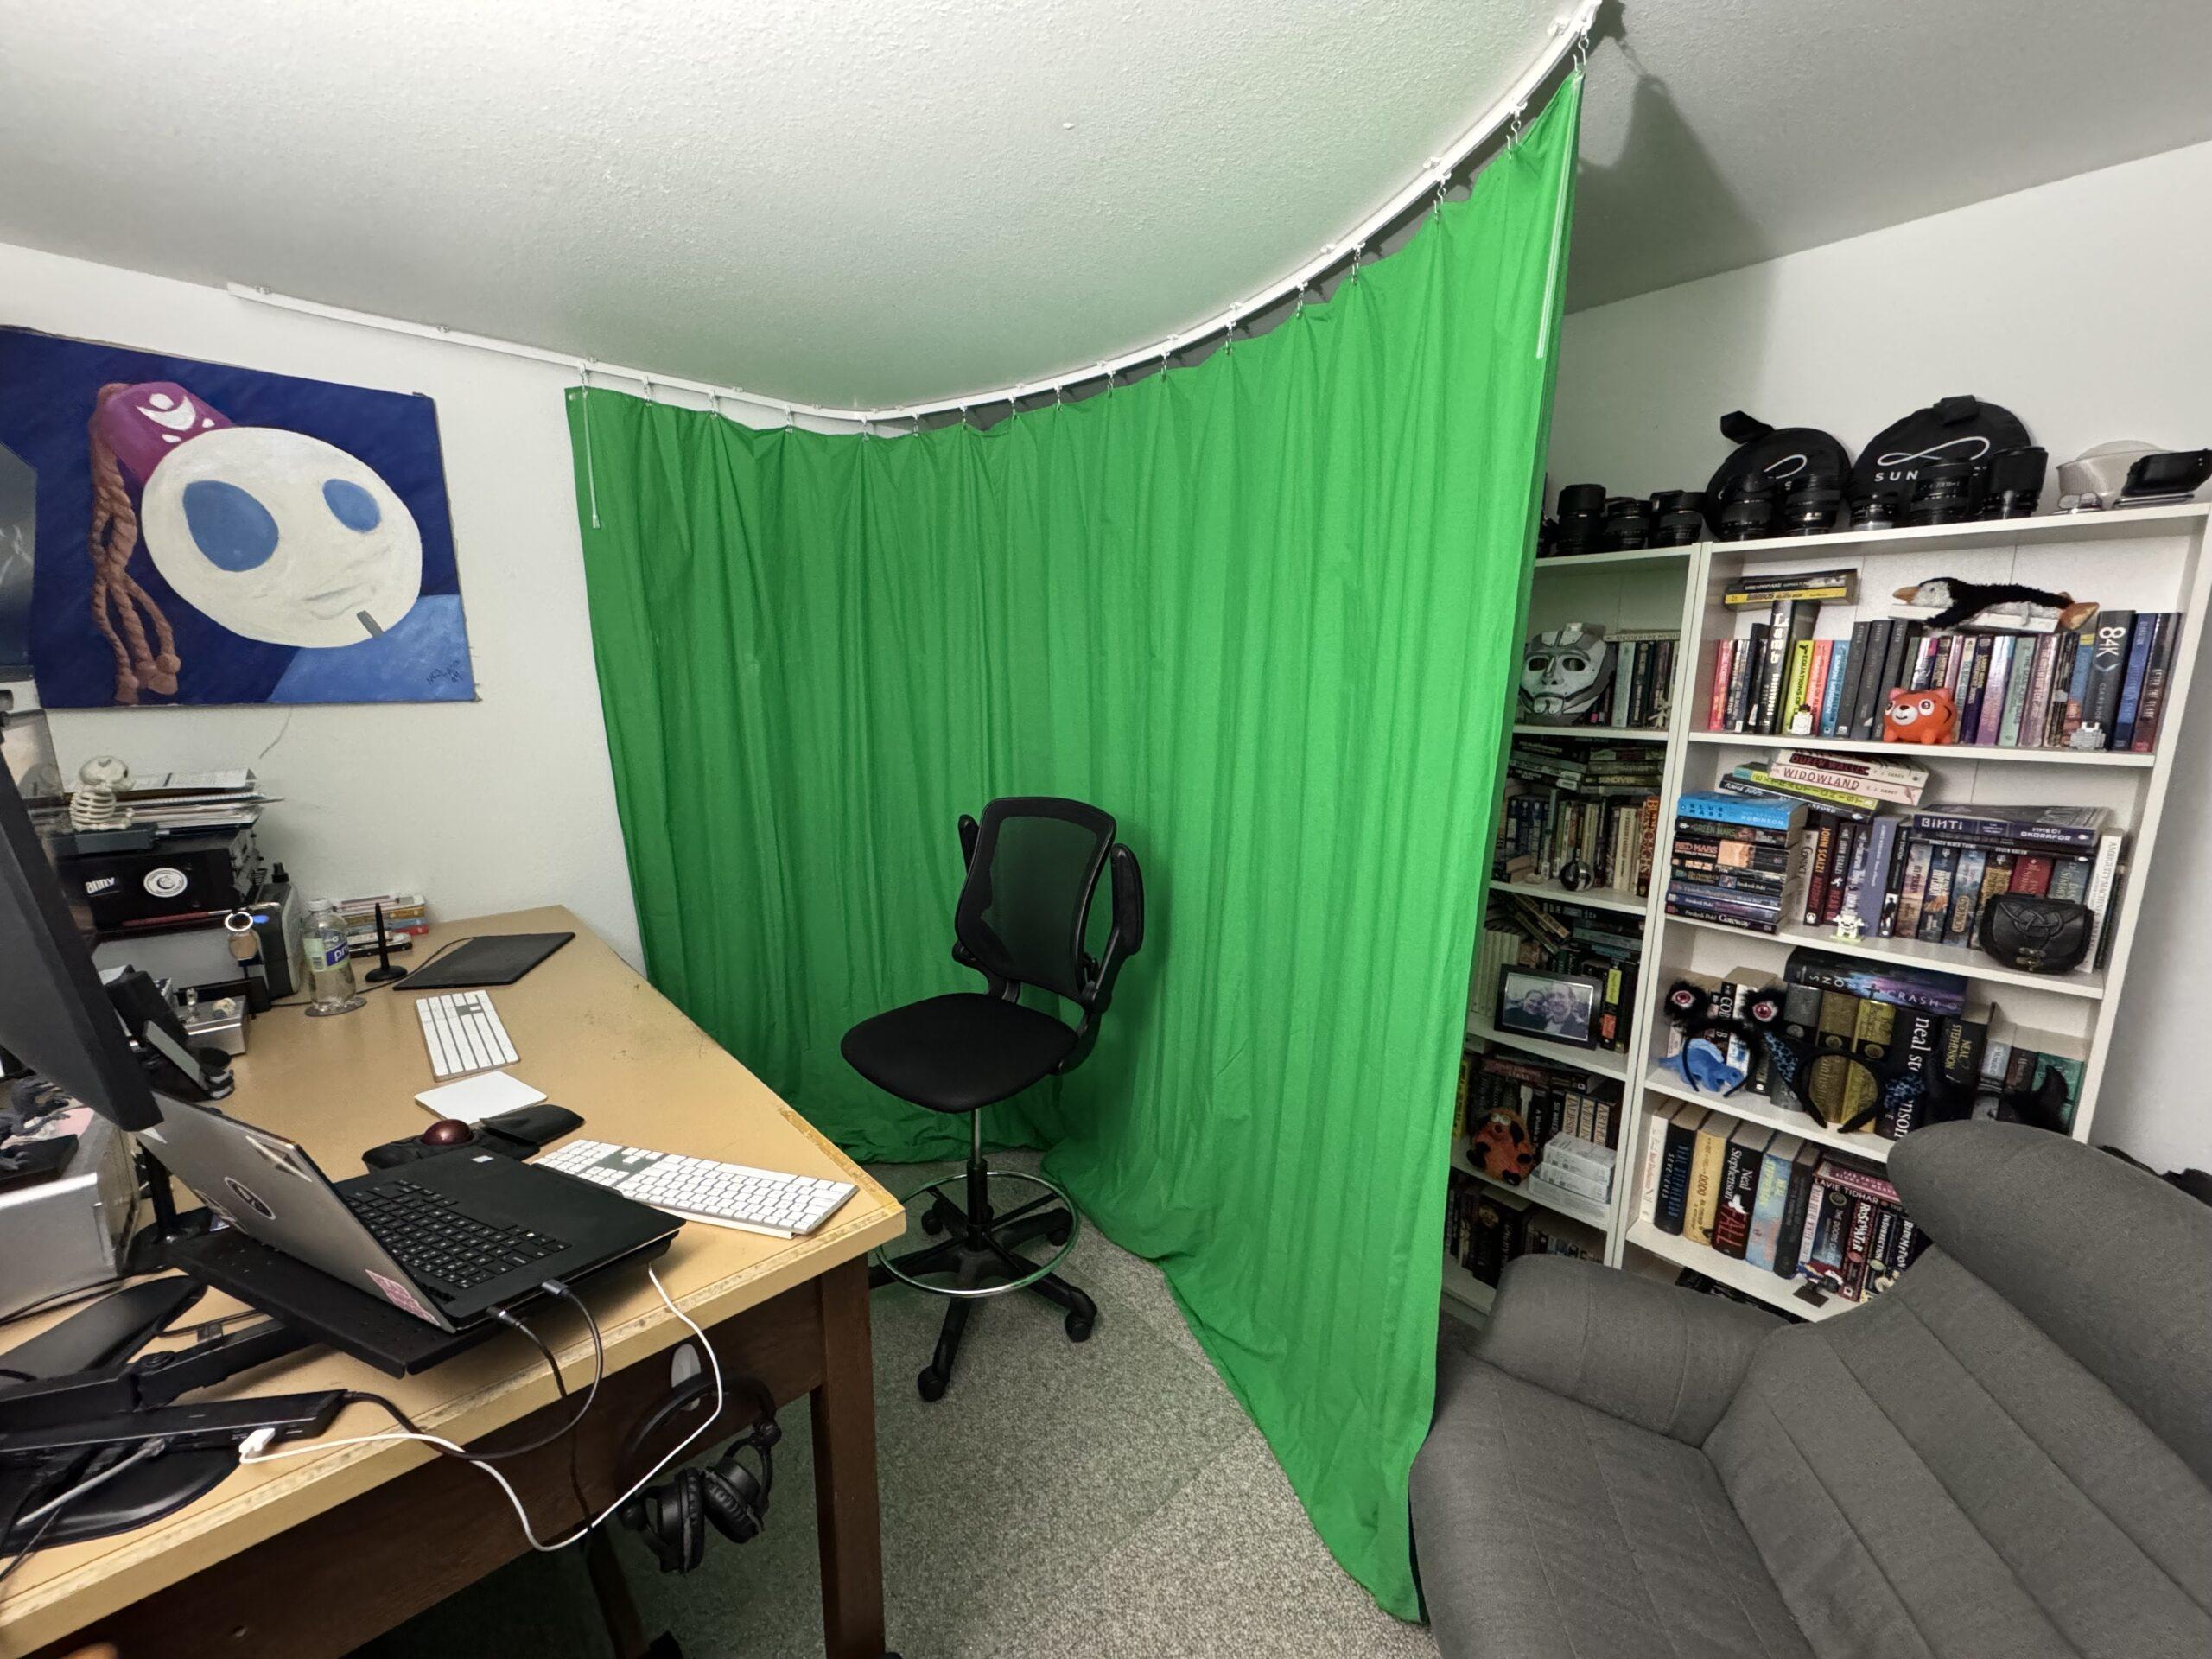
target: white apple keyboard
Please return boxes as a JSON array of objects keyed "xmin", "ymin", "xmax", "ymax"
[
  {"xmin": 537, "ymin": 1139, "xmax": 857, "ymax": 1238},
  {"xmin": 415, "ymin": 990, "xmax": 518, "ymax": 1081}
]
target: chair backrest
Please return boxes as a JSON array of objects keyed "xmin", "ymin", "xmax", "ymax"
[
  {"xmin": 1704, "ymin": 1121, "xmax": 2212, "ymax": 1658},
  {"xmin": 954, "ymin": 798, "xmax": 1116, "ymax": 1004}
]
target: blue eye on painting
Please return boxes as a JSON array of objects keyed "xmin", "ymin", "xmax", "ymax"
[
  {"xmin": 180, "ymin": 479, "xmax": 279, "ymax": 571},
  {"xmin": 321, "ymin": 478, "xmax": 382, "ymax": 531}
]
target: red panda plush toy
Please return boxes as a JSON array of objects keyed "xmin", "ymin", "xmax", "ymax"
[{"xmin": 1882, "ymin": 686, "xmax": 1959, "ymax": 745}]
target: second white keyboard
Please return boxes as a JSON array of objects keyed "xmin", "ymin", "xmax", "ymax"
[
  {"xmin": 537, "ymin": 1139, "xmax": 857, "ymax": 1238},
  {"xmin": 415, "ymin": 991, "xmax": 518, "ymax": 1081}
]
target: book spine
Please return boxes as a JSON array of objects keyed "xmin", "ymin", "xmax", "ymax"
[
  {"xmin": 1712, "ymin": 1139, "xmax": 1756, "ymax": 1258},
  {"xmin": 2021, "ymin": 633, "xmax": 2057, "ymax": 749},
  {"xmin": 1944, "ymin": 846, "xmax": 1987, "ymax": 944},
  {"xmin": 1847, "ymin": 620, "xmax": 1888, "ymax": 740},
  {"xmin": 2112, "ymin": 613, "xmax": 2159, "ymax": 749},
  {"xmin": 1878, "ymin": 622, "xmax": 1916, "ymax": 718},
  {"xmin": 1916, "ymin": 845, "xmax": 1957, "ymax": 943},
  {"xmin": 2043, "ymin": 630, "xmax": 2076, "ymax": 747},
  {"xmin": 1819, "ymin": 640, "xmax": 1851, "ymax": 737},
  {"xmin": 2082, "ymin": 611, "xmax": 2137, "ymax": 748},
  {"xmin": 1839, "ymin": 620, "xmax": 1875, "ymax": 739},
  {"xmin": 1655, "ymin": 1114, "xmax": 1699, "ymax": 1234},
  {"xmin": 1773, "ymin": 1148, "xmax": 1818, "ymax": 1278},
  {"xmin": 1823, "ymin": 819, "xmax": 1857, "ymax": 925},
  {"xmin": 2061, "ymin": 621, "xmax": 2097, "ymax": 743},
  {"xmin": 1708, "ymin": 640, "xmax": 1735, "ymax": 732},
  {"xmin": 2130, "ymin": 613, "xmax": 2178, "ymax": 753},
  {"xmin": 1974, "ymin": 637, "xmax": 2011, "ymax": 747},
  {"xmin": 2082, "ymin": 830, "xmax": 2126, "ymax": 969},
  {"xmin": 1998, "ymin": 640, "xmax": 2034, "ymax": 747},
  {"xmin": 1891, "ymin": 840, "xmax": 1933, "ymax": 938},
  {"xmin": 1685, "ymin": 1120, "xmax": 1729, "ymax": 1244}
]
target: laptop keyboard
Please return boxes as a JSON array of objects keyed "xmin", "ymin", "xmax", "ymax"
[{"xmin": 346, "ymin": 1179, "xmax": 569, "ymax": 1294}]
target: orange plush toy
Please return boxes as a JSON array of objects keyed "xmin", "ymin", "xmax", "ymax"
[{"xmin": 1882, "ymin": 686, "xmax": 1959, "ymax": 744}]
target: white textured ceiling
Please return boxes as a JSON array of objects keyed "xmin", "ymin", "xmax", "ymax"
[{"xmin": 2, "ymin": 2, "xmax": 2209, "ymax": 410}]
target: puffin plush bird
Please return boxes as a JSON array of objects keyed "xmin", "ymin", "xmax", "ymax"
[{"xmin": 1892, "ymin": 578, "xmax": 2098, "ymax": 632}]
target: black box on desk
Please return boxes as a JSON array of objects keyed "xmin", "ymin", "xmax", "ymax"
[{"xmin": 64, "ymin": 827, "xmax": 264, "ymax": 930}]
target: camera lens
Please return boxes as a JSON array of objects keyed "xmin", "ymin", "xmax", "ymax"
[
  {"xmin": 1553, "ymin": 483, "xmax": 1608, "ymax": 555},
  {"xmin": 1779, "ymin": 470, "xmax": 1844, "ymax": 537},
  {"xmin": 1647, "ymin": 490, "xmax": 1707, "ymax": 546},
  {"xmin": 1851, "ymin": 489, "xmax": 1901, "ymax": 531},
  {"xmin": 1902, "ymin": 461, "xmax": 1980, "ymax": 527},
  {"xmin": 1598, "ymin": 495, "xmax": 1653, "ymax": 550},
  {"xmin": 1715, "ymin": 475, "xmax": 1777, "ymax": 543},
  {"xmin": 1978, "ymin": 446, "xmax": 2048, "ymax": 519}
]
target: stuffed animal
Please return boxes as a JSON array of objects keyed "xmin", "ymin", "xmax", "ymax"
[
  {"xmin": 1882, "ymin": 686, "xmax": 1959, "ymax": 745},
  {"xmin": 1469, "ymin": 1105, "xmax": 1535, "ymax": 1185},
  {"xmin": 1891, "ymin": 579, "xmax": 2098, "ymax": 632}
]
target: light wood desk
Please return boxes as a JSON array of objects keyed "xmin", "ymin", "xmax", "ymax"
[{"xmin": 0, "ymin": 906, "xmax": 906, "ymax": 1659}]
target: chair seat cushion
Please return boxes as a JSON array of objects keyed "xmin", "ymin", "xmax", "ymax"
[
  {"xmin": 840, "ymin": 993, "xmax": 1077, "ymax": 1113},
  {"xmin": 1412, "ymin": 1349, "xmax": 1810, "ymax": 1659}
]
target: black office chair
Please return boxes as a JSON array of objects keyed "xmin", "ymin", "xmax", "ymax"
[{"xmin": 842, "ymin": 796, "xmax": 1145, "ymax": 1401}]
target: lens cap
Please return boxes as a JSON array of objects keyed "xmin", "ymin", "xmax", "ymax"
[
  {"xmin": 1705, "ymin": 411, "xmax": 1853, "ymax": 531},
  {"xmin": 1851, "ymin": 395, "xmax": 2031, "ymax": 512}
]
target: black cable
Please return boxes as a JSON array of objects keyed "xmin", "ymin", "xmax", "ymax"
[
  {"xmin": 0, "ymin": 1440, "xmax": 162, "ymax": 1595},
  {"xmin": 343, "ymin": 1287, "xmax": 604, "ymax": 1465}
]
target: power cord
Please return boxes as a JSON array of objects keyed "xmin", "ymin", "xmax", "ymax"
[
  {"xmin": 0, "ymin": 1440, "xmax": 165, "ymax": 1595},
  {"xmin": 239, "ymin": 1267, "xmax": 722, "ymax": 1554}
]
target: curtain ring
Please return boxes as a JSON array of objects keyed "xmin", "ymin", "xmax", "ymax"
[
  {"xmin": 1507, "ymin": 102, "xmax": 1527, "ymax": 149},
  {"xmin": 1574, "ymin": 29, "xmax": 1590, "ymax": 71},
  {"xmin": 1348, "ymin": 242, "xmax": 1366, "ymax": 283}
]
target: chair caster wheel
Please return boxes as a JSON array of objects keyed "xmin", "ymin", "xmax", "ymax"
[
  {"xmin": 1047, "ymin": 1219, "xmax": 1072, "ymax": 1247},
  {"xmin": 920, "ymin": 1209, "xmax": 945, "ymax": 1236},
  {"xmin": 917, "ymin": 1366, "xmax": 948, "ymax": 1402},
  {"xmin": 1065, "ymin": 1312, "xmax": 1094, "ymax": 1343}
]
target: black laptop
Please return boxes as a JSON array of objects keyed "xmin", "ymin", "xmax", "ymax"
[{"xmin": 139, "ymin": 1100, "xmax": 681, "ymax": 1332}]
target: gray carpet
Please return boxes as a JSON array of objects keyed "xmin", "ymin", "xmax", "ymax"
[{"xmin": 355, "ymin": 1152, "xmax": 1440, "ymax": 1658}]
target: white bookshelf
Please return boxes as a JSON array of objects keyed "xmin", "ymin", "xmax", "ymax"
[
  {"xmin": 1611, "ymin": 503, "xmax": 2211, "ymax": 1324},
  {"xmin": 1450, "ymin": 504, "xmax": 2212, "ymax": 1329},
  {"xmin": 1449, "ymin": 539, "xmax": 1700, "ymax": 1318}
]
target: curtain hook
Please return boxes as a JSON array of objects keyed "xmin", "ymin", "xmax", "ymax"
[
  {"xmin": 1430, "ymin": 161, "xmax": 1449, "ymax": 220},
  {"xmin": 577, "ymin": 359, "xmax": 601, "ymax": 531},
  {"xmin": 1348, "ymin": 242, "xmax": 1366, "ymax": 283},
  {"xmin": 862, "ymin": 415, "xmax": 874, "ymax": 441},
  {"xmin": 1507, "ymin": 101, "xmax": 1527, "ymax": 149},
  {"xmin": 1053, "ymin": 381, "xmax": 1065, "ymax": 408},
  {"xmin": 1574, "ymin": 28, "xmax": 1591, "ymax": 71}
]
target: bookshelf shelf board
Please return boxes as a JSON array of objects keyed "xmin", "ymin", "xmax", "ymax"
[
  {"xmin": 1683, "ymin": 731, "xmax": 2158, "ymax": 769},
  {"xmin": 1624, "ymin": 1220, "xmax": 1853, "ymax": 1322},
  {"xmin": 1662, "ymin": 910, "xmax": 2107, "ymax": 1001},
  {"xmin": 1466, "ymin": 1018, "xmax": 1630, "ymax": 1079},
  {"xmin": 1535, "ymin": 546, "xmax": 1696, "ymax": 572},
  {"xmin": 1640, "ymin": 1070, "xmax": 1893, "ymax": 1164},
  {"xmin": 1511, "ymin": 724, "xmax": 1669, "ymax": 743},
  {"xmin": 1493, "ymin": 878, "xmax": 1649, "ymax": 917},
  {"xmin": 1440, "ymin": 1255, "xmax": 1497, "ymax": 1317},
  {"xmin": 1701, "ymin": 501, "xmax": 2209, "ymax": 568},
  {"xmin": 1451, "ymin": 1145, "xmax": 1613, "ymax": 1230}
]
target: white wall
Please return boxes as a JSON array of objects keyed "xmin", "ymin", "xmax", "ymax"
[
  {"xmin": 1548, "ymin": 138, "xmax": 2212, "ymax": 1173},
  {"xmin": 1, "ymin": 241, "xmax": 643, "ymax": 963}
]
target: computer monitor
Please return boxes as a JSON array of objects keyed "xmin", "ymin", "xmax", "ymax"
[{"xmin": 0, "ymin": 758, "xmax": 159, "ymax": 1130}]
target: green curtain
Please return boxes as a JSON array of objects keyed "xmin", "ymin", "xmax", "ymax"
[{"xmin": 570, "ymin": 77, "xmax": 1578, "ymax": 1616}]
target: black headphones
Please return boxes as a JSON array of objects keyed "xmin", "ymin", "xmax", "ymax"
[{"xmin": 618, "ymin": 1366, "xmax": 780, "ymax": 1574}]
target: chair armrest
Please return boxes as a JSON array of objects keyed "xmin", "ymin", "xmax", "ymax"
[{"xmin": 1474, "ymin": 1253, "xmax": 1783, "ymax": 1445}]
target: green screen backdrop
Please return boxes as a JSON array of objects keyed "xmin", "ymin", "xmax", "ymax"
[{"xmin": 571, "ymin": 77, "xmax": 1578, "ymax": 1616}]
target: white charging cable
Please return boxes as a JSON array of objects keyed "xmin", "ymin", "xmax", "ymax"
[{"xmin": 239, "ymin": 1266, "xmax": 726, "ymax": 1553}]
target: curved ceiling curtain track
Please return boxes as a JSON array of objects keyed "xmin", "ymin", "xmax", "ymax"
[{"xmin": 227, "ymin": 1, "xmax": 1598, "ymax": 432}]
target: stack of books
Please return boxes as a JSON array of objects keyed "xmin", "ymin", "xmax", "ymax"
[
  {"xmin": 1665, "ymin": 791, "xmax": 1808, "ymax": 934},
  {"xmin": 1638, "ymin": 1105, "xmax": 1929, "ymax": 1306},
  {"xmin": 1707, "ymin": 594, "xmax": 2183, "ymax": 753},
  {"xmin": 1599, "ymin": 631, "xmax": 1680, "ymax": 731},
  {"xmin": 333, "ymin": 892, "xmax": 430, "ymax": 956},
  {"xmin": 1496, "ymin": 740, "xmax": 1662, "ymax": 896},
  {"xmin": 1708, "ymin": 750, "xmax": 1927, "ymax": 933}
]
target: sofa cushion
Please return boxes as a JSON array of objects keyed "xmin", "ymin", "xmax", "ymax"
[
  {"xmin": 1414, "ymin": 1348, "xmax": 1811, "ymax": 1659},
  {"xmin": 1889, "ymin": 1120, "xmax": 2212, "ymax": 1485},
  {"xmin": 1707, "ymin": 1249, "xmax": 2212, "ymax": 1659}
]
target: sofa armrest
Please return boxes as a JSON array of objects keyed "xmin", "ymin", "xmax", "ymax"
[{"xmin": 1475, "ymin": 1253, "xmax": 1783, "ymax": 1444}]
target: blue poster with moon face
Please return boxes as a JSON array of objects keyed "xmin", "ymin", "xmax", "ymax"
[{"xmin": 0, "ymin": 327, "xmax": 475, "ymax": 707}]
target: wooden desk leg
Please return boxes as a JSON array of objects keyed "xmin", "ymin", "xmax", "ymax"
[{"xmin": 811, "ymin": 1257, "xmax": 887, "ymax": 1659}]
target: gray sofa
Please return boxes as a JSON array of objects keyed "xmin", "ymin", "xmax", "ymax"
[{"xmin": 1412, "ymin": 1120, "xmax": 2212, "ymax": 1658}]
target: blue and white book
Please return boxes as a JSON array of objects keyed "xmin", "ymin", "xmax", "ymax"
[{"xmin": 1676, "ymin": 791, "xmax": 1808, "ymax": 835}]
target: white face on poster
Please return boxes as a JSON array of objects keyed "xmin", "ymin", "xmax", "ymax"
[{"xmin": 138, "ymin": 426, "xmax": 423, "ymax": 647}]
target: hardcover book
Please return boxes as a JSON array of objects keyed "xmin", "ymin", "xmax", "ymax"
[
  {"xmin": 1745, "ymin": 1132, "xmax": 1802, "ymax": 1271},
  {"xmin": 1711, "ymin": 1122, "xmax": 1772, "ymax": 1259},
  {"xmin": 1684, "ymin": 1112, "xmax": 1732, "ymax": 1245}
]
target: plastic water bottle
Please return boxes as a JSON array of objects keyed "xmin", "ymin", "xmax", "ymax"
[{"xmin": 303, "ymin": 899, "xmax": 365, "ymax": 1017}]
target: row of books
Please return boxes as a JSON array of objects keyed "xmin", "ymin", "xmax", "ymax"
[
  {"xmin": 1597, "ymin": 631, "xmax": 1679, "ymax": 731},
  {"xmin": 1658, "ymin": 957, "xmax": 2084, "ymax": 1139},
  {"xmin": 1639, "ymin": 1105, "xmax": 1927, "ymax": 1305},
  {"xmin": 1708, "ymin": 606, "xmax": 2183, "ymax": 753},
  {"xmin": 1494, "ymin": 791, "xmax": 1660, "ymax": 898},
  {"xmin": 1446, "ymin": 1167, "xmax": 1599, "ymax": 1289},
  {"xmin": 1506, "ymin": 737, "xmax": 1665, "ymax": 796},
  {"xmin": 1452, "ymin": 1049, "xmax": 1624, "ymax": 1153}
]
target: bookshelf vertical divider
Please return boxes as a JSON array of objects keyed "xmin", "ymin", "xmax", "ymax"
[{"xmin": 1451, "ymin": 503, "xmax": 2211, "ymax": 1327}]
